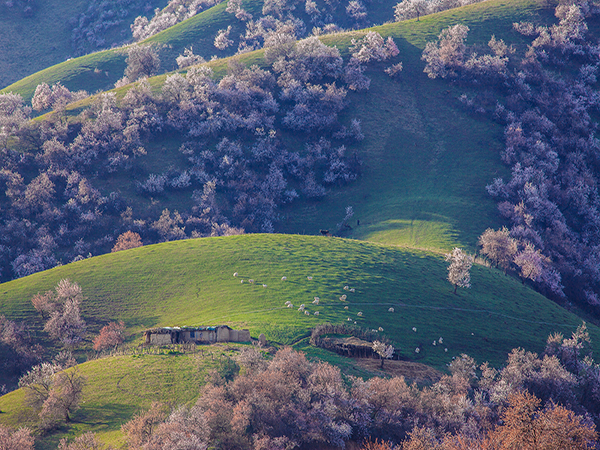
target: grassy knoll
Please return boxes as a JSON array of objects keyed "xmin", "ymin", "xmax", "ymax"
[
  {"xmin": 1, "ymin": 233, "xmax": 598, "ymax": 446},
  {"xmin": 0, "ymin": 348, "xmax": 232, "ymax": 449},
  {"xmin": 1, "ymin": 234, "xmax": 597, "ymax": 371}
]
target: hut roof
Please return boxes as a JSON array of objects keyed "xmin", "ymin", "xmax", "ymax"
[{"xmin": 145, "ymin": 325, "xmax": 232, "ymax": 334}]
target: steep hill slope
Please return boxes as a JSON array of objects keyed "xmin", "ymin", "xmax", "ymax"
[
  {"xmin": 0, "ymin": 0, "xmax": 556, "ymax": 270},
  {"xmin": 0, "ymin": 0, "xmax": 169, "ymax": 89}
]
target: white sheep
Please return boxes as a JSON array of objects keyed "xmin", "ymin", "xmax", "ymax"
[
  {"xmin": 340, "ymin": 294, "xmax": 347, "ymax": 301},
  {"xmin": 312, "ymin": 299, "xmax": 319, "ymax": 305},
  {"xmin": 357, "ymin": 312, "xmax": 363, "ymax": 317},
  {"xmin": 344, "ymin": 306, "xmax": 349, "ymax": 310},
  {"xmin": 249, "ymin": 279, "xmax": 254, "ymax": 284},
  {"xmin": 415, "ymin": 347, "xmax": 420, "ymax": 353},
  {"xmin": 378, "ymin": 327, "xmax": 383, "ymax": 332},
  {"xmin": 343, "ymin": 286, "xmax": 349, "ymax": 291},
  {"xmin": 307, "ymin": 276, "xmax": 313, "ymax": 280},
  {"xmin": 233, "ymin": 272, "xmax": 238, "ymax": 277},
  {"xmin": 304, "ymin": 310, "xmax": 310, "ymax": 315},
  {"xmin": 347, "ymin": 317, "xmax": 352, "ymax": 321},
  {"xmin": 241, "ymin": 280, "xmax": 244, "ymax": 284},
  {"xmin": 287, "ymin": 303, "xmax": 293, "ymax": 308},
  {"xmin": 412, "ymin": 327, "xmax": 417, "ymax": 332},
  {"xmin": 439, "ymin": 337, "xmax": 443, "ymax": 344},
  {"xmin": 388, "ymin": 307, "xmax": 394, "ymax": 312},
  {"xmin": 262, "ymin": 284, "xmax": 267, "ymax": 288},
  {"xmin": 314, "ymin": 297, "xmax": 320, "ymax": 301},
  {"xmin": 281, "ymin": 276, "xmax": 287, "ymax": 281},
  {"xmin": 285, "ymin": 301, "xmax": 291, "ymax": 306},
  {"xmin": 349, "ymin": 288, "xmax": 355, "ymax": 293},
  {"xmin": 314, "ymin": 311, "xmax": 319, "ymax": 315},
  {"xmin": 432, "ymin": 341, "xmax": 437, "ymax": 346}
]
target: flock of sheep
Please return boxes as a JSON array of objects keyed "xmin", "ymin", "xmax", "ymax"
[{"xmin": 232, "ymin": 271, "xmax": 449, "ymax": 356}]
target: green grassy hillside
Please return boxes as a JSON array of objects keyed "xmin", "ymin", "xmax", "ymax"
[
  {"xmin": 1, "ymin": 234, "xmax": 598, "ymax": 447},
  {"xmin": 1, "ymin": 234, "xmax": 596, "ymax": 369},
  {"xmin": 1, "ymin": 0, "xmax": 554, "ymax": 254},
  {"xmin": 0, "ymin": 350, "xmax": 221, "ymax": 449},
  {"xmin": 0, "ymin": 0, "xmax": 169, "ymax": 90}
]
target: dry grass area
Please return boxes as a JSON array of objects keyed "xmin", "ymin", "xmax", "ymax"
[{"xmin": 353, "ymin": 357, "xmax": 444, "ymax": 384}]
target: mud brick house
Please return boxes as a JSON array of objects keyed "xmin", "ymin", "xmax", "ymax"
[{"xmin": 144, "ymin": 325, "xmax": 251, "ymax": 345}]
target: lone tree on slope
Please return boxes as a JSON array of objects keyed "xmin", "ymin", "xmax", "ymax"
[{"xmin": 445, "ymin": 247, "xmax": 473, "ymax": 294}]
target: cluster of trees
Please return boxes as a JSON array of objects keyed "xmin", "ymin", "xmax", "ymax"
[
  {"xmin": 131, "ymin": 0, "xmax": 222, "ymax": 41},
  {"xmin": 0, "ymin": 31, "xmax": 398, "ymax": 282},
  {"xmin": 15, "ymin": 326, "xmax": 597, "ymax": 449},
  {"xmin": 479, "ymin": 227, "xmax": 562, "ymax": 294},
  {"xmin": 130, "ymin": 0, "xmax": 397, "ymax": 67},
  {"xmin": 0, "ymin": 0, "xmax": 35, "ymax": 16},
  {"xmin": 69, "ymin": 0, "xmax": 157, "ymax": 56},
  {"xmin": 17, "ymin": 351, "xmax": 86, "ymax": 432},
  {"xmin": 422, "ymin": 0, "xmax": 600, "ymax": 308},
  {"xmin": 393, "ymin": 0, "xmax": 486, "ymax": 22},
  {"xmin": 0, "ymin": 315, "xmax": 41, "ymax": 390},
  {"xmin": 2, "ymin": 279, "xmax": 127, "ymax": 392},
  {"xmin": 31, "ymin": 279, "xmax": 87, "ymax": 348}
]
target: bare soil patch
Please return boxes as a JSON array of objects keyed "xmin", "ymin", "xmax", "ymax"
[{"xmin": 352, "ymin": 357, "xmax": 444, "ymax": 384}]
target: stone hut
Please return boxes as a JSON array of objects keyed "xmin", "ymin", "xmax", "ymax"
[{"xmin": 144, "ymin": 325, "xmax": 251, "ymax": 345}]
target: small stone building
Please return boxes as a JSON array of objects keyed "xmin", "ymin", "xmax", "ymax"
[{"xmin": 144, "ymin": 325, "xmax": 251, "ymax": 345}]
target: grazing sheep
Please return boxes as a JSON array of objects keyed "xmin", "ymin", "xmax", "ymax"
[
  {"xmin": 281, "ymin": 276, "xmax": 287, "ymax": 281},
  {"xmin": 314, "ymin": 297, "xmax": 320, "ymax": 301},
  {"xmin": 285, "ymin": 301, "xmax": 291, "ymax": 306},
  {"xmin": 349, "ymin": 288, "xmax": 355, "ymax": 293},
  {"xmin": 347, "ymin": 317, "xmax": 352, "ymax": 321},
  {"xmin": 344, "ymin": 286, "xmax": 349, "ymax": 291},
  {"xmin": 307, "ymin": 276, "xmax": 313, "ymax": 280},
  {"xmin": 357, "ymin": 312, "xmax": 363, "ymax": 316},
  {"xmin": 415, "ymin": 348, "xmax": 420, "ymax": 353},
  {"xmin": 249, "ymin": 279, "xmax": 254, "ymax": 283},
  {"xmin": 262, "ymin": 284, "xmax": 267, "ymax": 288},
  {"xmin": 432, "ymin": 341, "xmax": 437, "ymax": 346},
  {"xmin": 233, "ymin": 272, "xmax": 238, "ymax": 277},
  {"xmin": 439, "ymin": 337, "xmax": 443, "ymax": 344},
  {"xmin": 340, "ymin": 295, "xmax": 347, "ymax": 301},
  {"xmin": 304, "ymin": 310, "xmax": 310, "ymax": 315},
  {"xmin": 287, "ymin": 304, "xmax": 294, "ymax": 308},
  {"xmin": 412, "ymin": 327, "xmax": 417, "ymax": 332},
  {"xmin": 312, "ymin": 299, "xmax": 319, "ymax": 305},
  {"xmin": 388, "ymin": 307, "xmax": 395, "ymax": 312},
  {"xmin": 241, "ymin": 280, "xmax": 244, "ymax": 283},
  {"xmin": 378, "ymin": 327, "xmax": 383, "ymax": 332},
  {"xmin": 344, "ymin": 306, "xmax": 349, "ymax": 310},
  {"xmin": 314, "ymin": 311, "xmax": 319, "ymax": 315}
]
